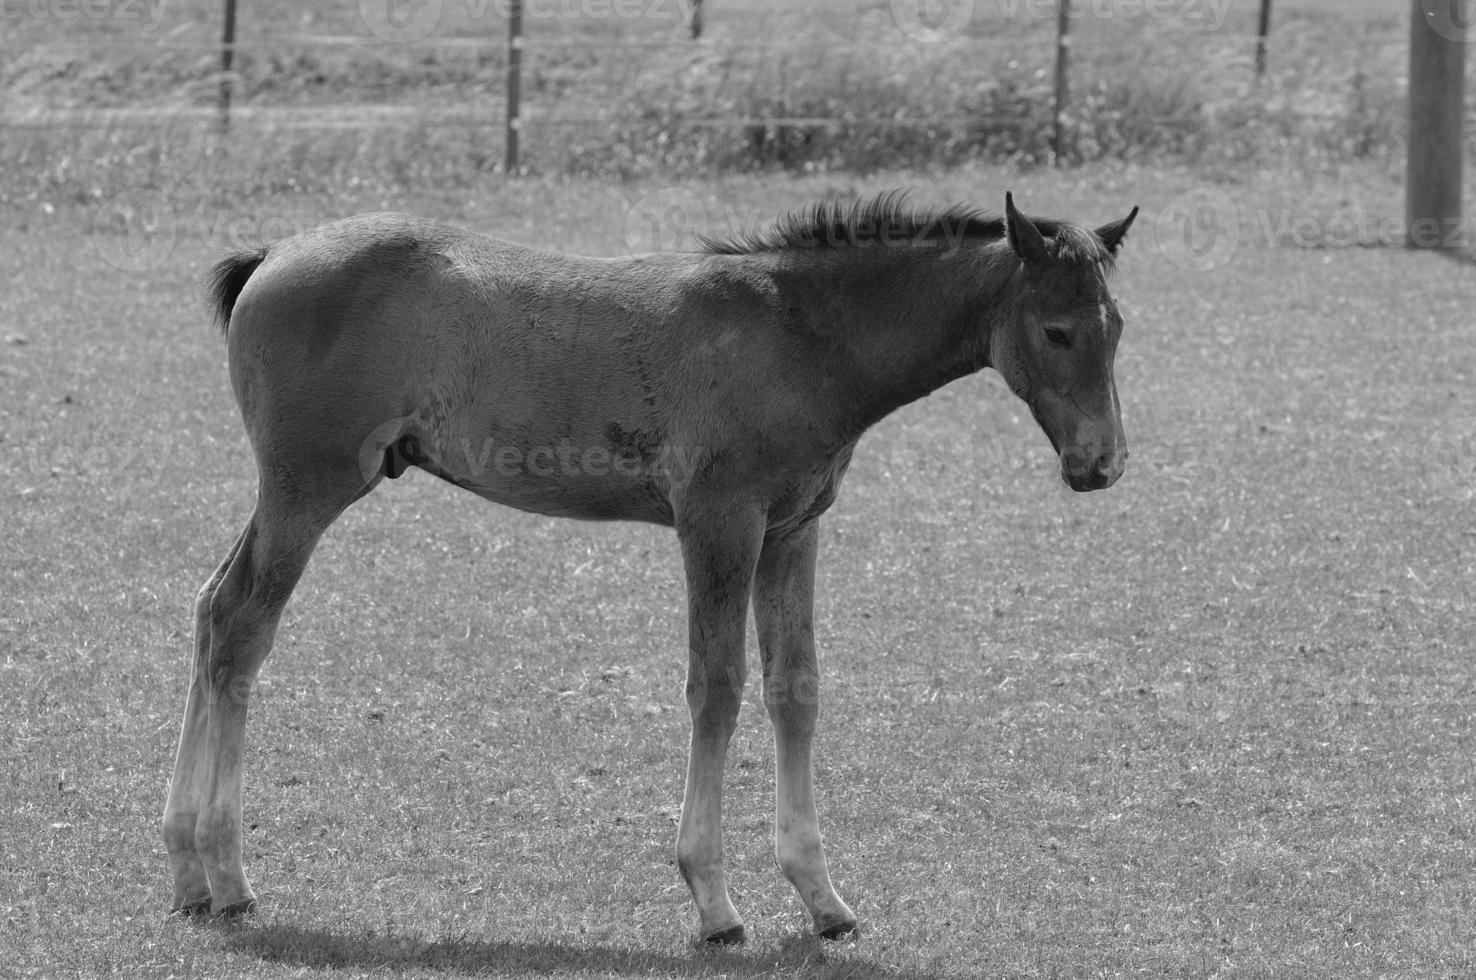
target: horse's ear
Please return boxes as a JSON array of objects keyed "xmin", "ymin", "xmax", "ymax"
[
  {"xmin": 1095, "ymin": 205, "xmax": 1140, "ymax": 255},
  {"xmin": 1005, "ymin": 192, "xmax": 1050, "ymax": 266}
]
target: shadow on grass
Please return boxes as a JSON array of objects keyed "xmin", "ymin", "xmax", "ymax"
[
  {"xmin": 220, "ymin": 921, "xmax": 942, "ymax": 979},
  {"xmin": 1430, "ymin": 245, "xmax": 1476, "ymax": 268}
]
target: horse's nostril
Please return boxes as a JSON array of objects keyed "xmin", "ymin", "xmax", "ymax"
[{"xmin": 1091, "ymin": 452, "xmax": 1125, "ymax": 484}]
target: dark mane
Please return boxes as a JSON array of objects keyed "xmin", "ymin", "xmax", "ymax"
[{"xmin": 699, "ymin": 190, "xmax": 1114, "ymax": 269}]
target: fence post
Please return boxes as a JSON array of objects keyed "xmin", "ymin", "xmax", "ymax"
[
  {"xmin": 1406, "ymin": 0, "xmax": 1467, "ymax": 249},
  {"xmin": 219, "ymin": 0, "xmax": 237, "ymax": 133},
  {"xmin": 1052, "ymin": 0, "xmax": 1072, "ymax": 165},
  {"xmin": 1255, "ymin": 0, "xmax": 1273, "ymax": 80},
  {"xmin": 505, "ymin": 0, "xmax": 523, "ymax": 174}
]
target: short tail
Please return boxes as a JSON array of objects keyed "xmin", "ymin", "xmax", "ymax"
[{"xmin": 206, "ymin": 247, "xmax": 270, "ymax": 334}]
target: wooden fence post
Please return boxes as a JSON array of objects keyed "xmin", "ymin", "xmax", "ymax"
[
  {"xmin": 1052, "ymin": 0, "xmax": 1071, "ymax": 165},
  {"xmin": 219, "ymin": 0, "xmax": 237, "ymax": 133},
  {"xmin": 1406, "ymin": 0, "xmax": 1467, "ymax": 249},
  {"xmin": 1255, "ymin": 0, "xmax": 1273, "ymax": 80},
  {"xmin": 505, "ymin": 0, "xmax": 522, "ymax": 174}
]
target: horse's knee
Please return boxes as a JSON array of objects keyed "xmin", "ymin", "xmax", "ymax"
[
  {"xmin": 763, "ymin": 668, "xmax": 820, "ymax": 734},
  {"xmin": 686, "ymin": 661, "xmax": 746, "ymax": 726}
]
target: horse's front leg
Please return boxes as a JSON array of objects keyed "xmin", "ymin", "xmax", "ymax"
[
  {"xmin": 674, "ymin": 500, "xmax": 765, "ymax": 945},
  {"xmin": 753, "ymin": 520, "xmax": 858, "ymax": 939}
]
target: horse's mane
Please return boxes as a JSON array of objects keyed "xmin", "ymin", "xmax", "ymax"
[{"xmin": 699, "ymin": 190, "xmax": 1115, "ymax": 270}]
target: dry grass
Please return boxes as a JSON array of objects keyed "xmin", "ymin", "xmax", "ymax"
[
  {"xmin": 3, "ymin": 160, "xmax": 1476, "ymax": 977},
  {"xmin": 4, "ymin": 3, "xmax": 1475, "ymax": 977}
]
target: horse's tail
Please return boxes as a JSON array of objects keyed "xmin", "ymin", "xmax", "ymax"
[{"xmin": 206, "ymin": 247, "xmax": 270, "ymax": 334}]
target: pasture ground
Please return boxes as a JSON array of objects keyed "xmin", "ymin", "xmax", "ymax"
[{"xmin": 3, "ymin": 159, "xmax": 1475, "ymax": 979}]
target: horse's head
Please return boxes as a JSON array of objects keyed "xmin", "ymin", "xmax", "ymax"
[{"xmin": 991, "ymin": 193, "xmax": 1138, "ymax": 492}]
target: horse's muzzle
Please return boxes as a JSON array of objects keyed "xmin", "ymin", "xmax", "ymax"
[{"xmin": 1060, "ymin": 447, "xmax": 1126, "ymax": 492}]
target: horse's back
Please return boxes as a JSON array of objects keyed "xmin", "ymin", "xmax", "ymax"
[
  {"xmin": 219, "ymin": 213, "xmax": 714, "ymax": 520},
  {"xmin": 227, "ymin": 212, "xmax": 692, "ymax": 363}
]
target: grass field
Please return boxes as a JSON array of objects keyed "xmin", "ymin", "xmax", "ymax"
[
  {"xmin": 4, "ymin": 0, "xmax": 1476, "ymax": 976},
  {"xmin": 3, "ymin": 155, "xmax": 1475, "ymax": 978}
]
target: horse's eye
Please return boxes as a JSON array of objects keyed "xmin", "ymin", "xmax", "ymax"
[{"xmin": 1044, "ymin": 326, "xmax": 1072, "ymax": 349}]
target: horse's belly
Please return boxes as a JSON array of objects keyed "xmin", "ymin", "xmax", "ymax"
[
  {"xmin": 425, "ymin": 446, "xmax": 676, "ymax": 526},
  {"xmin": 465, "ymin": 477, "xmax": 674, "ymax": 525}
]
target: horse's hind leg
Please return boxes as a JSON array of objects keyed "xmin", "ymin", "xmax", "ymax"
[
  {"xmin": 163, "ymin": 532, "xmax": 245, "ymax": 913},
  {"xmin": 162, "ymin": 472, "xmax": 362, "ymax": 915}
]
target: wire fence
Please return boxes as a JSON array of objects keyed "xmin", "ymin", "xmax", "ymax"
[{"xmin": 0, "ymin": 0, "xmax": 1435, "ymax": 173}]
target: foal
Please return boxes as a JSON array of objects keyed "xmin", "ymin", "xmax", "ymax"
[{"xmin": 164, "ymin": 191, "xmax": 1137, "ymax": 943}]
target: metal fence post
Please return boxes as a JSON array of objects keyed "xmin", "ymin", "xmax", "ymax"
[
  {"xmin": 1052, "ymin": 0, "xmax": 1072, "ymax": 165},
  {"xmin": 505, "ymin": 0, "xmax": 523, "ymax": 174},
  {"xmin": 219, "ymin": 0, "xmax": 237, "ymax": 133}
]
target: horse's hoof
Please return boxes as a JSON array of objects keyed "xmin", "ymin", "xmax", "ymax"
[
  {"xmin": 169, "ymin": 899, "xmax": 212, "ymax": 918},
  {"xmin": 817, "ymin": 919, "xmax": 860, "ymax": 941},
  {"xmin": 702, "ymin": 924, "xmax": 746, "ymax": 946},
  {"xmin": 211, "ymin": 898, "xmax": 257, "ymax": 919}
]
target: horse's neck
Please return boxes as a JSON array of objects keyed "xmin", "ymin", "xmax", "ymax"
[{"xmin": 778, "ymin": 248, "xmax": 1004, "ymax": 433}]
